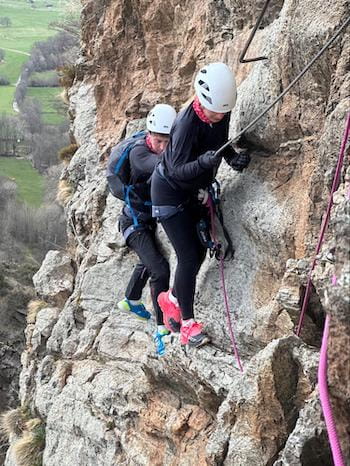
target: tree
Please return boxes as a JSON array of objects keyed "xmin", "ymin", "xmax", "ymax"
[
  {"xmin": 0, "ymin": 49, "xmax": 5, "ymax": 61},
  {"xmin": 0, "ymin": 17, "xmax": 12, "ymax": 27},
  {"xmin": 0, "ymin": 114, "xmax": 23, "ymax": 157},
  {"xmin": 20, "ymin": 98, "xmax": 43, "ymax": 136},
  {"xmin": 0, "ymin": 76, "xmax": 10, "ymax": 85},
  {"xmin": 31, "ymin": 127, "xmax": 69, "ymax": 171}
]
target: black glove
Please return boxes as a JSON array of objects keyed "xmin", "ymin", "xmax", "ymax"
[
  {"xmin": 198, "ymin": 150, "xmax": 222, "ymax": 170},
  {"xmin": 227, "ymin": 149, "xmax": 251, "ymax": 172}
]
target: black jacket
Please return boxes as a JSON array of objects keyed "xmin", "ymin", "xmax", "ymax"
[
  {"xmin": 151, "ymin": 103, "xmax": 232, "ymax": 205},
  {"xmin": 128, "ymin": 140, "xmax": 159, "ymax": 214}
]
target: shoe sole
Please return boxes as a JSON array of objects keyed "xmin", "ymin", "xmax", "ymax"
[{"xmin": 181, "ymin": 334, "xmax": 211, "ymax": 348}]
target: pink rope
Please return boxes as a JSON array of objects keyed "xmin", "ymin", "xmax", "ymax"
[
  {"xmin": 318, "ymin": 314, "xmax": 345, "ymax": 466},
  {"xmin": 219, "ymin": 257, "xmax": 244, "ymax": 372},
  {"xmin": 206, "ymin": 195, "xmax": 243, "ymax": 372},
  {"xmin": 296, "ymin": 112, "xmax": 350, "ymax": 336}
]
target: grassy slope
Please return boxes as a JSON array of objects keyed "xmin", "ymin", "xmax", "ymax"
[
  {"xmin": 0, "ymin": 85, "xmax": 15, "ymax": 113},
  {"xmin": 0, "ymin": 156, "xmax": 45, "ymax": 207},
  {"xmin": 0, "ymin": 0, "xmax": 62, "ymax": 119}
]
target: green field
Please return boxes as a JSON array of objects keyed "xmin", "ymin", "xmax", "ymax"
[
  {"xmin": 0, "ymin": 156, "xmax": 45, "ymax": 207},
  {"xmin": 0, "ymin": 0, "xmax": 63, "ymax": 118},
  {"xmin": 0, "ymin": 49, "xmax": 29, "ymax": 83},
  {"xmin": 30, "ymin": 70, "xmax": 58, "ymax": 81},
  {"xmin": 0, "ymin": 85, "xmax": 15, "ymax": 114}
]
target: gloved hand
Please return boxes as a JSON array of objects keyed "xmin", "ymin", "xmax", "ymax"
[
  {"xmin": 227, "ymin": 148, "xmax": 251, "ymax": 172},
  {"xmin": 198, "ymin": 150, "xmax": 222, "ymax": 170},
  {"xmin": 197, "ymin": 188, "xmax": 209, "ymax": 204}
]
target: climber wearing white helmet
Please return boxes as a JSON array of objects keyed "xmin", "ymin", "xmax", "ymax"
[
  {"xmin": 151, "ymin": 62, "xmax": 251, "ymax": 348},
  {"xmin": 116, "ymin": 103, "xmax": 177, "ymax": 356}
]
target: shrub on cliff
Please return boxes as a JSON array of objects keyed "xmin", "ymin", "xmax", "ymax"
[
  {"xmin": 58, "ymin": 64, "xmax": 76, "ymax": 88},
  {"xmin": 58, "ymin": 143, "xmax": 79, "ymax": 163},
  {"xmin": 26, "ymin": 300, "xmax": 49, "ymax": 324},
  {"xmin": 0, "ymin": 408, "xmax": 27, "ymax": 439},
  {"xmin": 13, "ymin": 418, "xmax": 45, "ymax": 466},
  {"xmin": 56, "ymin": 179, "xmax": 73, "ymax": 206}
]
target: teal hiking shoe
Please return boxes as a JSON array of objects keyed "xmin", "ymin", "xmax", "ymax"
[
  {"xmin": 117, "ymin": 298, "xmax": 151, "ymax": 320},
  {"xmin": 153, "ymin": 329, "xmax": 171, "ymax": 356}
]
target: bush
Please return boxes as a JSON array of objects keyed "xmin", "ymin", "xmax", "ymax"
[
  {"xmin": 56, "ymin": 179, "xmax": 73, "ymax": 206},
  {"xmin": 58, "ymin": 143, "xmax": 78, "ymax": 163},
  {"xmin": 58, "ymin": 64, "xmax": 76, "ymax": 88},
  {"xmin": 0, "ymin": 115, "xmax": 24, "ymax": 157},
  {"xmin": 27, "ymin": 300, "xmax": 48, "ymax": 324},
  {"xmin": 0, "ymin": 17, "xmax": 11, "ymax": 27},
  {"xmin": 0, "ymin": 75, "xmax": 10, "ymax": 85},
  {"xmin": 7, "ymin": 200, "xmax": 67, "ymax": 250},
  {"xmin": 0, "ymin": 408, "xmax": 28, "ymax": 439},
  {"xmin": 13, "ymin": 418, "xmax": 45, "ymax": 466}
]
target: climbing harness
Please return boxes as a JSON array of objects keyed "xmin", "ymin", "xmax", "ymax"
[
  {"xmin": 296, "ymin": 112, "xmax": 350, "ymax": 336},
  {"xmin": 239, "ymin": 0, "xmax": 271, "ymax": 63},
  {"xmin": 198, "ymin": 182, "xmax": 234, "ymax": 260},
  {"xmin": 152, "ymin": 164, "xmax": 187, "ymax": 220},
  {"xmin": 216, "ymin": 15, "xmax": 350, "ymax": 156},
  {"xmin": 152, "ymin": 203, "xmax": 184, "ymax": 220},
  {"xmin": 121, "ymin": 207, "xmax": 153, "ymax": 242},
  {"xmin": 206, "ymin": 192, "xmax": 243, "ymax": 372},
  {"xmin": 319, "ymin": 312, "xmax": 345, "ymax": 466}
]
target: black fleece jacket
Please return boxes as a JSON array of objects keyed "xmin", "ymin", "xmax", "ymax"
[
  {"xmin": 128, "ymin": 140, "xmax": 159, "ymax": 213},
  {"xmin": 151, "ymin": 103, "xmax": 232, "ymax": 205}
]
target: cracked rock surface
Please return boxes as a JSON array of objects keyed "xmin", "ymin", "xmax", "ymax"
[{"xmin": 5, "ymin": 0, "xmax": 350, "ymax": 464}]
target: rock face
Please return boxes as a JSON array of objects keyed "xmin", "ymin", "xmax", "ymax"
[
  {"xmin": 5, "ymin": 0, "xmax": 350, "ymax": 465},
  {"xmin": 0, "ymin": 261, "xmax": 36, "ymax": 464}
]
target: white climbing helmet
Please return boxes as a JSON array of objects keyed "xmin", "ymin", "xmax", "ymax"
[
  {"xmin": 194, "ymin": 62, "xmax": 237, "ymax": 113},
  {"xmin": 146, "ymin": 104, "xmax": 177, "ymax": 134}
]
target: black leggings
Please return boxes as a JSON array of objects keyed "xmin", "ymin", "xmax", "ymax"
[
  {"xmin": 120, "ymin": 215, "xmax": 170, "ymax": 325},
  {"xmin": 160, "ymin": 207, "xmax": 206, "ymax": 320}
]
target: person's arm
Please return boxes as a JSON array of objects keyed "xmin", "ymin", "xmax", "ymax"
[{"xmin": 166, "ymin": 119, "xmax": 208, "ymax": 181}]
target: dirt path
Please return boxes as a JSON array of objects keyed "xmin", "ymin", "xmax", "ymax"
[{"xmin": 2, "ymin": 47, "xmax": 30, "ymax": 56}]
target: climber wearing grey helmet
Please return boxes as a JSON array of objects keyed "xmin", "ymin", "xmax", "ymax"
[
  {"xmin": 116, "ymin": 103, "xmax": 177, "ymax": 357},
  {"xmin": 151, "ymin": 62, "xmax": 251, "ymax": 348}
]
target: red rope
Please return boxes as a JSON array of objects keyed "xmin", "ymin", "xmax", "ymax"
[
  {"xmin": 296, "ymin": 112, "xmax": 350, "ymax": 336},
  {"xmin": 206, "ymin": 195, "xmax": 243, "ymax": 372}
]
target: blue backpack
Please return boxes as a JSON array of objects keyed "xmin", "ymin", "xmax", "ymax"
[{"xmin": 106, "ymin": 130, "xmax": 147, "ymax": 207}]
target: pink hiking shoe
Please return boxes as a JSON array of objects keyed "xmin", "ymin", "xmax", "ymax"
[
  {"xmin": 157, "ymin": 290, "xmax": 181, "ymax": 333},
  {"xmin": 180, "ymin": 321, "xmax": 210, "ymax": 347}
]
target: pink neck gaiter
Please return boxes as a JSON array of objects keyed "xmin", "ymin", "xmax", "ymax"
[{"xmin": 192, "ymin": 97, "xmax": 212, "ymax": 125}]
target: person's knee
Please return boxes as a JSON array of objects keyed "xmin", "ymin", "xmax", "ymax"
[
  {"xmin": 178, "ymin": 249, "xmax": 202, "ymax": 273},
  {"xmin": 151, "ymin": 257, "xmax": 170, "ymax": 283}
]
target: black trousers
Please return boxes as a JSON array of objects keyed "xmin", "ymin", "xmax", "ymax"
[
  {"xmin": 119, "ymin": 215, "xmax": 170, "ymax": 325},
  {"xmin": 160, "ymin": 205, "xmax": 207, "ymax": 320}
]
